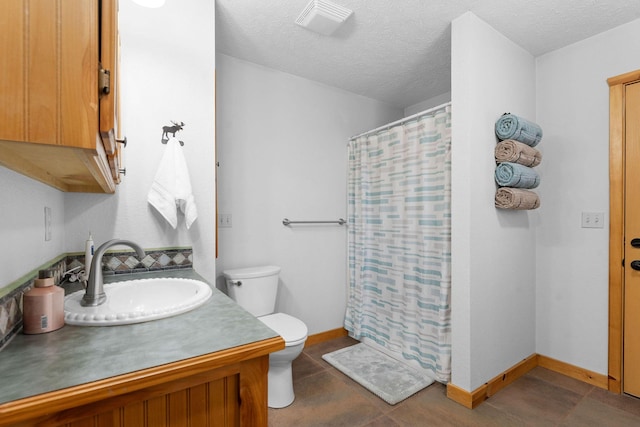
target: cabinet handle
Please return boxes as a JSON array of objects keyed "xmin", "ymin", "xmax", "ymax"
[
  {"xmin": 116, "ymin": 136, "xmax": 127, "ymax": 148},
  {"xmin": 119, "ymin": 168, "xmax": 127, "ymax": 176},
  {"xmin": 631, "ymin": 260, "xmax": 640, "ymax": 271}
]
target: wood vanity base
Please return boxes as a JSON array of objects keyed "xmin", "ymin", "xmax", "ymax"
[{"xmin": 0, "ymin": 337, "xmax": 284, "ymax": 427}]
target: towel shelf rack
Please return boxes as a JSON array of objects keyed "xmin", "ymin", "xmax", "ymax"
[{"xmin": 282, "ymin": 218, "xmax": 346, "ymax": 226}]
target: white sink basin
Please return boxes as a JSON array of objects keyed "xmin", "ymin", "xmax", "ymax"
[{"xmin": 64, "ymin": 277, "xmax": 212, "ymax": 326}]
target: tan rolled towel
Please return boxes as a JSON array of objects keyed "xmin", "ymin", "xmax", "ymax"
[
  {"xmin": 495, "ymin": 139, "xmax": 542, "ymax": 167},
  {"xmin": 495, "ymin": 188, "xmax": 540, "ymax": 210}
]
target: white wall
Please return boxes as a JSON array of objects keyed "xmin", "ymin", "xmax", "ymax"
[
  {"xmin": 451, "ymin": 12, "xmax": 537, "ymax": 391},
  {"xmin": 404, "ymin": 91, "xmax": 452, "ymax": 117},
  {"xmin": 216, "ymin": 54, "xmax": 402, "ymax": 335},
  {"xmin": 64, "ymin": 1, "xmax": 217, "ymax": 283},
  {"xmin": 0, "ymin": 168, "xmax": 65, "ymax": 287},
  {"xmin": 535, "ymin": 18, "xmax": 640, "ymax": 374},
  {"xmin": 0, "ymin": 1, "xmax": 216, "ymax": 288}
]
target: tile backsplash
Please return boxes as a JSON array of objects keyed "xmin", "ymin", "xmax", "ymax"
[
  {"xmin": 0, "ymin": 247, "xmax": 193, "ymax": 351},
  {"xmin": 65, "ymin": 247, "xmax": 193, "ymax": 276}
]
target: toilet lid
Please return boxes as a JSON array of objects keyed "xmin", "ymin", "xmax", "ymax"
[{"xmin": 259, "ymin": 313, "xmax": 308, "ymax": 346}]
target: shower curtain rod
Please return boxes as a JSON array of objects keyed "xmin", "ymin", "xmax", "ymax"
[{"xmin": 349, "ymin": 101, "xmax": 451, "ymax": 141}]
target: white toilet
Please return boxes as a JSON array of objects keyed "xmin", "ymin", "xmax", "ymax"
[{"xmin": 223, "ymin": 265, "xmax": 308, "ymax": 408}]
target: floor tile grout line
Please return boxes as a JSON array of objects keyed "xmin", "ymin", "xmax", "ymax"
[
  {"xmin": 527, "ymin": 367, "xmax": 596, "ymax": 397},
  {"xmin": 584, "ymin": 387, "xmax": 640, "ymax": 419},
  {"xmin": 483, "ymin": 399, "xmax": 532, "ymax": 426},
  {"xmin": 556, "ymin": 392, "xmax": 590, "ymax": 425},
  {"xmin": 362, "ymin": 413, "xmax": 393, "ymax": 427}
]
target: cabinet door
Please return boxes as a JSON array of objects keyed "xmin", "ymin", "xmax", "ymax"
[
  {"xmin": 60, "ymin": 0, "xmax": 100, "ymax": 149},
  {"xmin": 100, "ymin": 0, "xmax": 123, "ymax": 182},
  {"xmin": 0, "ymin": 0, "xmax": 99, "ymax": 149},
  {"xmin": 100, "ymin": 0, "xmax": 118, "ymax": 154},
  {"xmin": 0, "ymin": 0, "xmax": 26, "ymax": 142}
]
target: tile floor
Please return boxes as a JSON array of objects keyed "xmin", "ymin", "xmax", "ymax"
[{"xmin": 268, "ymin": 336, "xmax": 640, "ymax": 426}]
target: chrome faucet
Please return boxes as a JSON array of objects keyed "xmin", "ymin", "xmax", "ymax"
[{"xmin": 81, "ymin": 239, "xmax": 145, "ymax": 307}]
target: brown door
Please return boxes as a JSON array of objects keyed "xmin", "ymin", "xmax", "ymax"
[{"xmin": 624, "ymin": 81, "xmax": 640, "ymax": 397}]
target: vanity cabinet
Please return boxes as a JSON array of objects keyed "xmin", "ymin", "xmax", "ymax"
[
  {"xmin": 0, "ymin": 0, "xmax": 122, "ymax": 193},
  {"xmin": 0, "ymin": 338, "xmax": 283, "ymax": 427}
]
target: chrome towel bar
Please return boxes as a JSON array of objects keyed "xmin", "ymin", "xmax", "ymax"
[{"xmin": 282, "ymin": 218, "xmax": 346, "ymax": 226}]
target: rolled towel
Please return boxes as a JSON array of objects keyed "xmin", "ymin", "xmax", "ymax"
[
  {"xmin": 495, "ymin": 139, "xmax": 542, "ymax": 167},
  {"xmin": 495, "ymin": 113, "xmax": 543, "ymax": 147},
  {"xmin": 495, "ymin": 162, "xmax": 540, "ymax": 188},
  {"xmin": 495, "ymin": 188, "xmax": 540, "ymax": 210}
]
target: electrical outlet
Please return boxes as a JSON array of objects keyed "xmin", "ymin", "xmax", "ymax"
[
  {"xmin": 218, "ymin": 214, "xmax": 232, "ymax": 228},
  {"xmin": 581, "ymin": 212, "xmax": 604, "ymax": 229},
  {"xmin": 44, "ymin": 207, "xmax": 52, "ymax": 241}
]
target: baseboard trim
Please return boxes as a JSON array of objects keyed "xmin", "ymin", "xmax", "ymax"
[
  {"xmin": 447, "ymin": 354, "xmax": 538, "ymax": 409},
  {"xmin": 447, "ymin": 353, "xmax": 607, "ymax": 409},
  {"xmin": 305, "ymin": 327, "xmax": 349, "ymax": 347},
  {"xmin": 485, "ymin": 354, "xmax": 539, "ymax": 398},
  {"xmin": 446, "ymin": 383, "xmax": 487, "ymax": 409},
  {"xmin": 537, "ymin": 354, "xmax": 608, "ymax": 389}
]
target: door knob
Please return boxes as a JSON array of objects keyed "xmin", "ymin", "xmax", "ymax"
[{"xmin": 631, "ymin": 260, "xmax": 640, "ymax": 270}]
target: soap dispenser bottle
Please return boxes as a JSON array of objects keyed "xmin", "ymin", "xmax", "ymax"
[
  {"xmin": 84, "ymin": 232, "xmax": 94, "ymax": 282},
  {"xmin": 23, "ymin": 270, "xmax": 65, "ymax": 334}
]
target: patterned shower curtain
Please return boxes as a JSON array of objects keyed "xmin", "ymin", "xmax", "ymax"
[{"xmin": 345, "ymin": 105, "xmax": 451, "ymax": 383}]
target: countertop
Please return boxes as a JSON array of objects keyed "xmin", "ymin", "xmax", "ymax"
[{"xmin": 0, "ymin": 269, "xmax": 279, "ymax": 406}]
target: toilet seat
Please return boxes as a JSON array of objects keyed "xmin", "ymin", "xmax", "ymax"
[{"xmin": 259, "ymin": 313, "xmax": 308, "ymax": 347}]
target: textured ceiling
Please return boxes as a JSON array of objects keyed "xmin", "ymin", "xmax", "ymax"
[{"xmin": 215, "ymin": 0, "xmax": 640, "ymax": 109}]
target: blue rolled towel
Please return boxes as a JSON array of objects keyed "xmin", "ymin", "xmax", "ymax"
[
  {"xmin": 495, "ymin": 113, "xmax": 543, "ymax": 147},
  {"xmin": 495, "ymin": 162, "xmax": 540, "ymax": 189}
]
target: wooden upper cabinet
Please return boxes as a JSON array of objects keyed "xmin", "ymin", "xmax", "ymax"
[
  {"xmin": 100, "ymin": 0, "xmax": 124, "ymax": 184},
  {"xmin": 0, "ymin": 0, "xmax": 122, "ymax": 193}
]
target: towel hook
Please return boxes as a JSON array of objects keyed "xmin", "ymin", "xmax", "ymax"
[{"xmin": 161, "ymin": 121, "xmax": 185, "ymax": 144}]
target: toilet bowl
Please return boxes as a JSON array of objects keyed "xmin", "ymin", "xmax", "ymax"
[
  {"xmin": 258, "ymin": 312, "xmax": 307, "ymax": 408},
  {"xmin": 223, "ymin": 266, "xmax": 308, "ymax": 408}
]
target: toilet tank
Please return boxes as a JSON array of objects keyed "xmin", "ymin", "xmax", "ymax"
[{"xmin": 223, "ymin": 265, "xmax": 281, "ymax": 317}]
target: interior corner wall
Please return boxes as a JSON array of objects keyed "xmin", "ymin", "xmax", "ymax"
[
  {"xmin": 535, "ymin": 18, "xmax": 640, "ymax": 375},
  {"xmin": 63, "ymin": 1, "xmax": 217, "ymax": 283},
  {"xmin": 404, "ymin": 91, "xmax": 452, "ymax": 117},
  {"xmin": 451, "ymin": 12, "xmax": 537, "ymax": 391},
  {"xmin": 215, "ymin": 54, "xmax": 402, "ymax": 335}
]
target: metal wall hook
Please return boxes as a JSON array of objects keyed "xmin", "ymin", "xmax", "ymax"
[{"xmin": 161, "ymin": 121, "xmax": 185, "ymax": 144}]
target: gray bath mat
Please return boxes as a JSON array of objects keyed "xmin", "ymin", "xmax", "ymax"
[{"xmin": 322, "ymin": 343, "xmax": 434, "ymax": 405}]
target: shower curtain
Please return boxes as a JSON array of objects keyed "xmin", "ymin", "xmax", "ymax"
[{"xmin": 345, "ymin": 104, "xmax": 451, "ymax": 383}]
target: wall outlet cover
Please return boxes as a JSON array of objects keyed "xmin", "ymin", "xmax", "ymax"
[
  {"xmin": 581, "ymin": 212, "xmax": 604, "ymax": 229},
  {"xmin": 218, "ymin": 214, "xmax": 232, "ymax": 228},
  {"xmin": 44, "ymin": 207, "xmax": 52, "ymax": 241}
]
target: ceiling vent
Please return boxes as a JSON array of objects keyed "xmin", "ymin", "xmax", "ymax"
[{"xmin": 295, "ymin": 0, "xmax": 353, "ymax": 36}]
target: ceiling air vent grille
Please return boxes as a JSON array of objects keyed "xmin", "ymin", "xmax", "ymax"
[{"xmin": 295, "ymin": 0, "xmax": 353, "ymax": 36}]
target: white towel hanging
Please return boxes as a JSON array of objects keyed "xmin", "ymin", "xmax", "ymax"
[{"xmin": 147, "ymin": 137, "xmax": 198, "ymax": 229}]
